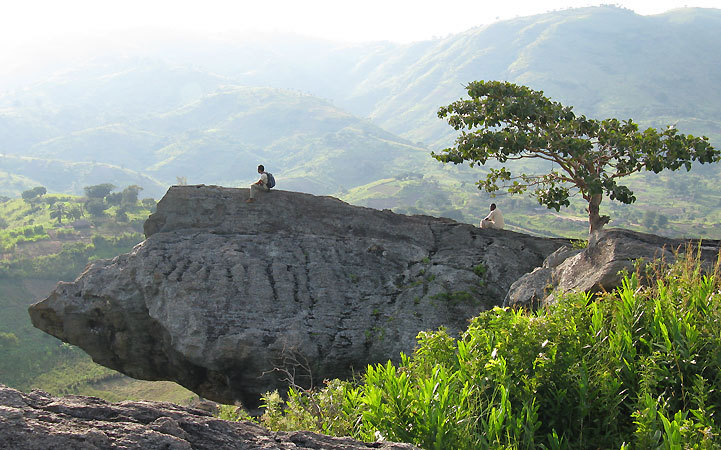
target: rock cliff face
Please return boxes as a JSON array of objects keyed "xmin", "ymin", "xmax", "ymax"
[
  {"xmin": 0, "ymin": 384, "xmax": 416, "ymax": 450},
  {"xmin": 29, "ymin": 186, "xmax": 566, "ymax": 408}
]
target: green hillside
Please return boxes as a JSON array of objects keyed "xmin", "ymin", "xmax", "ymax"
[
  {"xmin": 0, "ymin": 154, "xmax": 166, "ymax": 198},
  {"xmin": 0, "ymin": 191, "xmax": 195, "ymax": 403},
  {"xmin": 2, "ymin": 83, "xmax": 433, "ymax": 195}
]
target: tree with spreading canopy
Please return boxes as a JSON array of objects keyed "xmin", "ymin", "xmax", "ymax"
[
  {"xmin": 121, "ymin": 185, "xmax": 143, "ymax": 208},
  {"xmin": 21, "ymin": 186, "xmax": 47, "ymax": 204},
  {"xmin": 83, "ymin": 183, "xmax": 115, "ymax": 199},
  {"xmin": 434, "ymin": 81, "xmax": 719, "ymax": 233}
]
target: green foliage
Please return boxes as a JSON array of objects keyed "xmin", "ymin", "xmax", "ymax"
[
  {"xmin": 435, "ymin": 81, "xmax": 720, "ymax": 232},
  {"xmin": 217, "ymin": 404, "xmax": 253, "ymax": 422},
  {"xmin": 83, "ymin": 183, "xmax": 116, "ymax": 199},
  {"xmin": 262, "ymin": 251, "xmax": 721, "ymax": 448},
  {"xmin": 28, "ymin": 356, "xmax": 119, "ymax": 397},
  {"xmin": 0, "ymin": 332, "xmax": 19, "ymax": 346},
  {"xmin": 106, "ymin": 192, "xmax": 123, "ymax": 206},
  {"xmin": 0, "ymin": 189, "xmax": 176, "ymax": 402},
  {"xmin": 0, "ymin": 225, "xmax": 50, "ymax": 253},
  {"xmin": 260, "ymin": 380, "xmax": 364, "ymax": 437},
  {"xmin": 121, "ymin": 185, "xmax": 143, "ymax": 207},
  {"xmin": 84, "ymin": 198, "xmax": 109, "ymax": 217},
  {"xmin": 472, "ymin": 263, "xmax": 487, "ymax": 278},
  {"xmin": 571, "ymin": 239, "xmax": 588, "ymax": 249},
  {"xmin": 49, "ymin": 203, "xmax": 70, "ymax": 225},
  {"xmin": 0, "ymin": 233, "xmax": 142, "ymax": 280},
  {"xmin": 21, "ymin": 186, "xmax": 46, "ymax": 202},
  {"xmin": 0, "ymin": 242, "xmax": 91, "ymax": 280},
  {"xmin": 115, "ymin": 209, "xmax": 129, "ymax": 223}
]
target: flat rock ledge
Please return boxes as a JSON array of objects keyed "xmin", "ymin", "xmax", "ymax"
[
  {"xmin": 0, "ymin": 384, "xmax": 416, "ymax": 450},
  {"xmin": 29, "ymin": 186, "xmax": 566, "ymax": 408}
]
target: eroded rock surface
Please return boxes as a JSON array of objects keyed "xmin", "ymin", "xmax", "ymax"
[
  {"xmin": 0, "ymin": 384, "xmax": 416, "ymax": 450},
  {"xmin": 29, "ymin": 186, "xmax": 566, "ymax": 408},
  {"xmin": 505, "ymin": 228, "xmax": 721, "ymax": 308}
]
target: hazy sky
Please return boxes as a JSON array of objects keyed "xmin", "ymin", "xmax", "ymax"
[
  {"xmin": 1, "ymin": 0, "xmax": 720, "ymax": 76},
  {"xmin": 4, "ymin": 0, "xmax": 721, "ymax": 45}
]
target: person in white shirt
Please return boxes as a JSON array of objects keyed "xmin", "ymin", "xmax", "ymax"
[
  {"xmin": 480, "ymin": 203, "xmax": 504, "ymax": 229},
  {"xmin": 247, "ymin": 164, "xmax": 269, "ymax": 202}
]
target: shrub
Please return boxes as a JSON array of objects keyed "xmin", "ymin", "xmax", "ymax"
[
  {"xmin": 0, "ymin": 332, "xmax": 20, "ymax": 346},
  {"xmin": 217, "ymin": 404, "xmax": 253, "ymax": 422},
  {"xmin": 115, "ymin": 209, "xmax": 128, "ymax": 223}
]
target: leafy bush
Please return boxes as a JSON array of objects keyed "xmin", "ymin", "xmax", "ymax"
[
  {"xmin": 260, "ymin": 251, "xmax": 721, "ymax": 449},
  {"xmin": 0, "ymin": 332, "xmax": 20, "ymax": 346},
  {"xmin": 260, "ymin": 380, "xmax": 364, "ymax": 437},
  {"xmin": 85, "ymin": 198, "xmax": 108, "ymax": 217},
  {"xmin": 571, "ymin": 238, "xmax": 588, "ymax": 249},
  {"xmin": 217, "ymin": 404, "xmax": 254, "ymax": 422}
]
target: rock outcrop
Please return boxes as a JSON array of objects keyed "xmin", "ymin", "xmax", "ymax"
[
  {"xmin": 29, "ymin": 186, "xmax": 566, "ymax": 408},
  {"xmin": 0, "ymin": 384, "xmax": 416, "ymax": 450},
  {"xmin": 505, "ymin": 228, "xmax": 721, "ymax": 308}
]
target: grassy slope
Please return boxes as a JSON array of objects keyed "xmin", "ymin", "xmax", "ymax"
[{"xmin": 0, "ymin": 194, "xmax": 195, "ymax": 404}]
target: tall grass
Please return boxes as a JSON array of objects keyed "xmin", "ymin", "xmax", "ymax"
[{"xmin": 254, "ymin": 249, "xmax": 721, "ymax": 449}]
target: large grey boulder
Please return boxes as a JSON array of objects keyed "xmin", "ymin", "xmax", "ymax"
[
  {"xmin": 29, "ymin": 185, "xmax": 566, "ymax": 408},
  {"xmin": 505, "ymin": 228, "xmax": 721, "ymax": 308},
  {"xmin": 0, "ymin": 384, "xmax": 416, "ymax": 450}
]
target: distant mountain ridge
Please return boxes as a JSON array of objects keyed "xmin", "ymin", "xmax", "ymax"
[
  {"xmin": 332, "ymin": 6, "xmax": 721, "ymax": 146},
  {"xmin": 1, "ymin": 83, "xmax": 431, "ymax": 196}
]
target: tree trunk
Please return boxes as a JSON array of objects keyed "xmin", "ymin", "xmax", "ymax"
[{"xmin": 587, "ymin": 194, "xmax": 610, "ymax": 234}]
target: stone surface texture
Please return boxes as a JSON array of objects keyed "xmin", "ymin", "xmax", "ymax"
[
  {"xmin": 505, "ymin": 228, "xmax": 721, "ymax": 308},
  {"xmin": 0, "ymin": 384, "xmax": 416, "ymax": 450},
  {"xmin": 29, "ymin": 186, "xmax": 566, "ymax": 408}
]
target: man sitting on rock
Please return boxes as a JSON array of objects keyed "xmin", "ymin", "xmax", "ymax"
[
  {"xmin": 480, "ymin": 203, "xmax": 504, "ymax": 229},
  {"xmin": 247, "ymin": 164, "xmax": 269, "ymax": 203}
]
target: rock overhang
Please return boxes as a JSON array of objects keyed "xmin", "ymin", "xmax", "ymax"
[{"xmin": 30, "ymin": 185, "xmax": 567, "ymax": 407}]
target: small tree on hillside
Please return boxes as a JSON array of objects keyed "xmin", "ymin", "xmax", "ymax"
[
  {"xmin": 21, "ymin": 186, "xmax": 47, "ymax": 204},
  {"xmin": 121, "ymin": 185, "xmax": 143, "ymax": 208},
  {"xmin": 68, "ymin": 204, "xmax": 84, "ymax": 221},
  {"xmin": 83, "ymin": 183, "xmax": 115, "ymax": 199},
  {"xmin": 50, "ymin": 203, "xmax": 69, "ymax": 225},
  {"xmin": 434, "ymin": 81, "xmax": 719, "ymax": 233}
]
